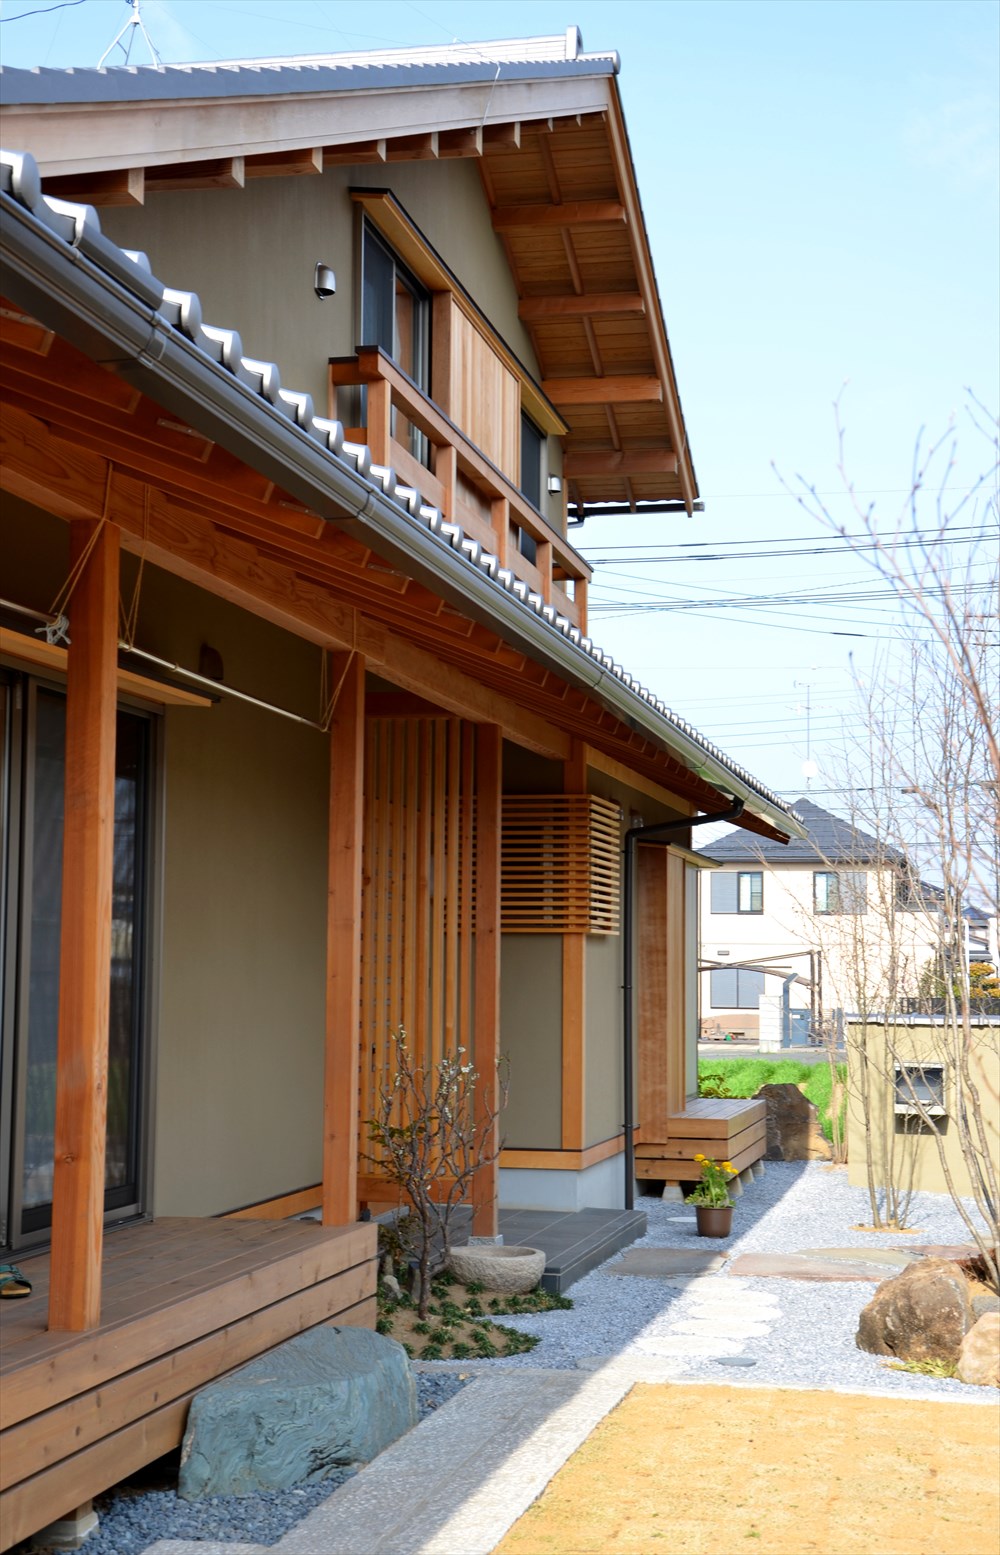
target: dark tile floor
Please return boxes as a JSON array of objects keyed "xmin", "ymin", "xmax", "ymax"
[{"xmin": 453, "ymin": 1206, "xmax": 647, "ymax": 1293}]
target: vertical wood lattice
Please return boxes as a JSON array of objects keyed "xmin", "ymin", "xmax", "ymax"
[{"xmin": 360, "ymin": 718, "xmax": 478, "ymax": 1185}]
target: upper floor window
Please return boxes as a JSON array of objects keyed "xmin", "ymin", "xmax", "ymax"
[
  {"xmin": 361, "ymin": 221, "xmax": 429, "ymax": 389},
  {"xmin": 710, "ymin": 870, "xmax": 763, "ymax": 914},
  {"xmin": 516, "ymin": 413, "xmax": 544, "ymax": 565},
  {"xmin": 814, "ymin": 870, "xmax": 867, "ymax": 915}
]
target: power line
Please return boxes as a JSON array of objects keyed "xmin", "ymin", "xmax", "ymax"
[
  {"xmin": 0, "ymin": 0, "xmax": 86, "ymax": 21},
  {"xmin": 583, "ymin": 526, "xmax": 992, "ymax": 565}
]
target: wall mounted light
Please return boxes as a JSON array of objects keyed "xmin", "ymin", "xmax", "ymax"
[
  {"xmin": 547, "ymin": 475, "xmax": 563, "ymax": 494},
  {"xmin": 313, "ymin": 262, "xmax": 337, "ymax": 299}
]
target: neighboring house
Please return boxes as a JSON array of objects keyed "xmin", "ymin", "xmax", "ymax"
[
  {"xmin": 0, "ymin": 32, "xmax": 803, "ymax": 1539},
  {"xmin": 695, "ymin": 798, "xmax": 968, "ymax": 1043}
]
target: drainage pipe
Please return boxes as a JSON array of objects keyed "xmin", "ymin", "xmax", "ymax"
[{"xmin": 621, "ymin": 798, "xmax": 745, "ymax": 1210}]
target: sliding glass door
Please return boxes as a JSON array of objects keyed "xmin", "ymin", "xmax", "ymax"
[{"xmin": 0, "ymin": 671, "xmax": 152, "ymax": 1251}]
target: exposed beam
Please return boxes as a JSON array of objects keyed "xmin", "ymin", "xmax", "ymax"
[
  {"xmin": 518, "ymin": 292, "xmax": 645, "ymax": 320},
  {"xmin": 542, "ymin": 375, "xmax": 663, "ymax": 406},
  {"xmin": 492, "ymin": 200, "xmax": 626, "ymax": 229},
  {"xmin": 43, "ymin": 167, "xmax": 144, "ymax": 207},
  {"xmin": 323, "ymin": 650, "xmax": 365, "ymax": 1226},
  {"xmin": 385, "ymin": 132, "xmax": 439, "ymax": 162},
  {"xmin": 323, "ymin": 139, "xmax": 387, "ymax": 166},
  {"xmin": 244, "ymin": 147, "xmax": 323, "ymax": 178},
  {"xmin": 145, "ymin": 157, "xmax": 244, "ymax": 192},
  {"xmin": 483, "ymin": 121, "xmax": 521, "ymax": 150},
  {"xmin": 438, "ymin": 126, "xmax": 483, "ymax": 159},
  {"xmin": 48, "ymin": 518, "xmax": 119, "ymax": 1332},
  {"xmin": 564, "ymin": 449, "xmax": 678, "ymax": 477}
]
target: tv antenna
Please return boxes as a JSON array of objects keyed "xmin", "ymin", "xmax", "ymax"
[{"xmin": 98, "ymin": 0, "xmax": 162, "ymax": 68}]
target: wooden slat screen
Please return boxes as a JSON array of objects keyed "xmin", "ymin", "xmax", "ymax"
[
  {"xmin": 360, "ymin": 718, "xmax": 478, "ymax": 1182},
  {"xmin": 502, "ymin": 795, "xmax": 621, "ymax": 934}
]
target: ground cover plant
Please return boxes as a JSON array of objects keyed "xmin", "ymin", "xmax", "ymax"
[
  {"xmin": 376, "ymin": 1273, "xmax": 571, "ymax": 1360},
  {"xmin": 699, "ymin": 1057, "xmax": 847, "ymax": 1142}
]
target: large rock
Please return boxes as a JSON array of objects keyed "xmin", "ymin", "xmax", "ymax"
[
  {"xmin": 957, "ymin": 1312, "xmax": 1000, "ymax": 1387},
  {"xmin": 855, "ymin": 1258, "xmax": 975, "ymax": 1364},
  {"xmin": 179, "ymin": 1326, "xmax": 417, "ymax": 1500},
  {"xmin": 755, "ymin": 1083, "xmax": 831, "ymax": 1161}
]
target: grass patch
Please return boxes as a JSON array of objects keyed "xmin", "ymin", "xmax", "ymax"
[
  {"xmin": 883, "ymin": 1357, "xmax": 958, "ymax": 1379},
  {"xmin": 698, "ymin": 1057, "xmax": 847, "ymax": 1142},
  {"xmin": 376, "ymin": 1273, "xmax": 571, "ymax": 1360}
]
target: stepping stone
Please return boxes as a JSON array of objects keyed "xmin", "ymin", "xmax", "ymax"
[
  {"xmin": 671, "ymin": 1319, "xmax": 773, "ymax": 1339},
  {"xmin": 633, "ymin": 1334, "xmax": 745, "ymax": 1357},
  {"xmin": 807, "ymin": 1247, "xmax": 916, "ymax": 1269},
  {"xmin": 892, "ymin": 1243, "xmax": 981, "ymax": 1261},
  {"xmin": 609, "ymin": 1249, "xmax": 727, "ymax": 1280},
  {"xmin": 726, "ymin": 1253, "xmax": 899, "ymax": 1282},
  {"xmin": 713, "ymin": 1356, "xmax": 757, "ymax": 1367}
]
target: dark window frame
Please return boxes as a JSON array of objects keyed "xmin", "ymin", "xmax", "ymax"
[
  {"xmin": 710, "ymin": 869, "xmax": 763, "ymax": 914},
  {"xmin": 814, "ymin": 869, "xmax": 867, "ymax": 915}
]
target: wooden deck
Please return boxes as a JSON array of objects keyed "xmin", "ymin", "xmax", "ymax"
[
  {"xmin": 635, "ymin": 1097, "xmax": 767, "ymax": 1184},
  {"xmin": 0, "ymin": 1216, "xmax": 377, "ymax": 1550}
]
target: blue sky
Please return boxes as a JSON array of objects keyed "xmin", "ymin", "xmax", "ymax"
[{"xmin": 2, "ymin": 0, "xmax": 998, "ymax": 808}]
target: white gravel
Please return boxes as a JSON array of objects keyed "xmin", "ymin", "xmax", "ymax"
[{"xmin": 467, "ymin": 1161, "xmax": 998, "ymax": 1401}]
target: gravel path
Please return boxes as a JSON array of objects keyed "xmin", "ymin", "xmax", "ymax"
[
  {"xmin": 22, "ymin": 1375, "xmax": 468, "ymax": 1555},
  {"xmin": 466, "ymin": 1161, "xmax": 996, "ymax": 1401}
]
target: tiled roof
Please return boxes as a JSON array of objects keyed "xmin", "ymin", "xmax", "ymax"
[
  {"xmin": 698, "ymin": 798, "xmax": 896, "ymax": 864},
  {"xmin": 0, "ymin": 147, "xmax": 802, "ymax": 839},
  {"xmin": 0, "ymin": 30, "xmax": 618, "ymax": 106}
]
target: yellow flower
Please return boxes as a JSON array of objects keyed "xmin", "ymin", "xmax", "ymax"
[
  {"xmin": 722, "ymin": 1162, "xmax": 734, "ymax": 1172},
  {"xmin": 694, "ymin": 1153, "xmax": 706, "ymax": 1163}
]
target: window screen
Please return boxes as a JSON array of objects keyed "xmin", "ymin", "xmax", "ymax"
[
  {"xmin": 814, "ymin": 870, "xmax": 867, "ymax": 914},
  {"xmin": 711, "ymin": 871, "xmax": 762, "ymax": 913}
]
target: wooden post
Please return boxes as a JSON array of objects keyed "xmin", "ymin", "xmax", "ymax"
[
  {"xmin": 472, "ymin": 722, "xmax": 502, "ymax": 1235},
  {"xmin": 561, "ymin": 741, "xmax": 587, "ymax": 1150},
  {"xmin": 323, "ymin": 651, "xmax": 365, "ymax": 1227},
  {"xmin": 48, "ymin": 517, "xmax": 120, "ymax": 1332}
]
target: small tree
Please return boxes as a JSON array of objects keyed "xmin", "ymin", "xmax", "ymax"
[
  {"xmin": 365, "ymin": 1028, "xmax": 508, "ymax": 1318},
  {"xmin": 781, "ymin": 397, "xmax": 999, "ymax": 1284}
]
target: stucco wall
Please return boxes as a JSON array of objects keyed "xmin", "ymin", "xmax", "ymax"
[
  {"xmin": 143, "ymin": 568, "xmax": 329, "ymax": 1216},
  {"xmin": 101, "ymin": 159, "xmax": 566, "ymax": 533},
  {"xmin": 499, "ymin": 934, "xmax": 562, "ymax": 1149},
  {"xmin": 846, "ymin": 1019, "xmax": 1000, "ymax": 1198}
]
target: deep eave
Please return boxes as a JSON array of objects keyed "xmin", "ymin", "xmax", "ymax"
[{"xmin": 0, "ymin": 150, "xmax": 802, "ymax": 843}]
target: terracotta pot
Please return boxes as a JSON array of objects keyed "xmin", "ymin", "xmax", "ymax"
[{"xmin": 695, "ymin": 1204, "xmax": 734, "ymax": 1239}]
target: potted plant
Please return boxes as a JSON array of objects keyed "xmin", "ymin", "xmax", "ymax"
[{"xmin": 686, "ymin": 1153, "xmax": 738, "ymax": 1237}]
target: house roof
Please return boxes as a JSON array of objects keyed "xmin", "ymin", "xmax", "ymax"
[
  {"xmin": 0, "ymin": 31, "xmax": 697, "ymax": 516},
  {"xmin": 0, "ymin": 31, "xmax": 619, "ymax": 105},
  {"xmin": 0, "ymin": 147, "xmax": 804, "ymax": 844},
  {"xmin": 697, "ymin": 799, "xmax": 889, "ymax": 864}
]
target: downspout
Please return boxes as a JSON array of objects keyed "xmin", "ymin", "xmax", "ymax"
[{"xmin": 622, "ymin": 798, "xmax": 745, "ymax": 1210}]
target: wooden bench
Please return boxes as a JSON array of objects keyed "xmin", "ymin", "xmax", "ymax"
[{"xmin": 635, "ymin": 1097, "xmax": 767, "ymax": 1184}]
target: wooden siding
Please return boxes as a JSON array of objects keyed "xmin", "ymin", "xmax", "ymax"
[
  {"xmin": 448, "ymin": 303, "xmax": 520, "ymax": 481},
  {"xmin": 0, "ymin": 1217, "xmax": 376, "ymax": 1551}
]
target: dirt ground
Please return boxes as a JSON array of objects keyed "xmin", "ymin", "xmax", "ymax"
[{"xmin": 495, "ymin": 1382, "xmax": 1000, "ymax": 1555}]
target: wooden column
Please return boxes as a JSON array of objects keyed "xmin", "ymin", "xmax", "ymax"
[
  {"xmin": 48, "ymin": 518, "xmax": 120, "ymax": 1332},
  {"xmin": 561, "ymin": 741, "xmax": 587, "ymax": 1149},
  {"xmin": 472, "ymin": 722, "xmax": 502, "ymax": 1235},
  {"xmin": 323, "ymin": 651, "xmax": 365, "ymax": 1226}
]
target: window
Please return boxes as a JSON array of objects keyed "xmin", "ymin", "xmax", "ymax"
[
  {"xmin": 894, "ymin": 1063, "xmax": 946, "ymax": 1117},
  {"xmin": 710, "ymin": 967, "xmax": 765, "ymax": 1009},
  {"xmin": 814, "ymin": 870, "xmax": 867, "ymax": 915},
  {"xmin": 516, "ymin": 413, "xmax": 544, "ymax": 564},
  {"xmin": 710, "ymin": 870, "xmax": 763, "ymax": 914},
  {"xmin": 360, "ymin": 220, "xmax": 430, "ymax": 459}
]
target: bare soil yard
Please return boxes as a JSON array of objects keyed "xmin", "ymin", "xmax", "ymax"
[{"xmin": 496, "ymin": 1382, "xmax": 1000, "ymax": 1555}]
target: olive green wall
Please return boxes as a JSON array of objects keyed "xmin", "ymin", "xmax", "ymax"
[
  {"xmin": 145, "ymin": 569, "xmax": 329, "ymax": 1216},
  {"xmin": 585, "ymin": 931, "xmax": 624, "ymax": 1146},
  {"xmin": 686, "ymin": 866, "xmax": 700, "ymax": 1095},
  {"xmin": 101, "ymin": 159, "xmax": 566, "ymax": 531},
  {"xmin": 1, "ymin": 498, "xmax": 330, "ymax": 1218},
  {"xmin": 499, "ymin": 935, "xmax": 562, "ymax": 1149}
]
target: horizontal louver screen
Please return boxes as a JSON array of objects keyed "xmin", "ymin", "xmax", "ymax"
[{"xmin": 502, "ymin": 795, "xmax": 621, "ymax": 934}]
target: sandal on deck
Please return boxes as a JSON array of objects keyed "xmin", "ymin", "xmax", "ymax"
[{"xmin": 0, "ymin": 1263, "xmax": 32, "ymax": 1298}]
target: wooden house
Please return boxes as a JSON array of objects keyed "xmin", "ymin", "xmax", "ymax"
[{"xmin": 0, "ymin": 31, "xmax": 802, "ymax": 1544}]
